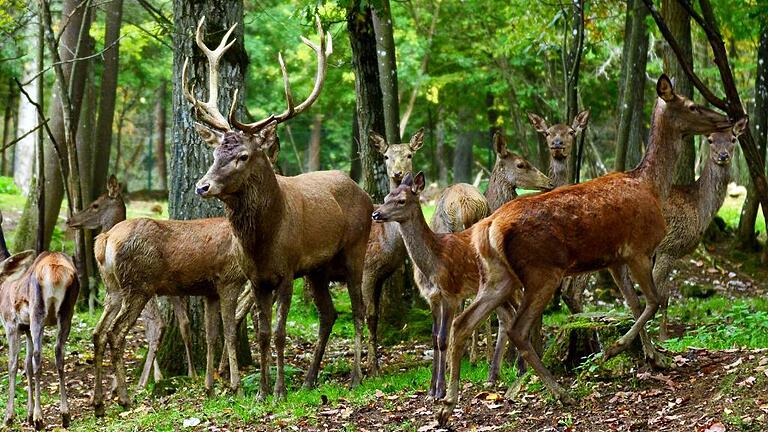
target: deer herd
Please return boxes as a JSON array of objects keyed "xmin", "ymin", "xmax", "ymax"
[{"xmin": 0, "ymin": 15, "xmax": 750, "ymax": 430}]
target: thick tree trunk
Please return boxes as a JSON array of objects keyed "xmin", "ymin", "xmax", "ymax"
[
  {"xmin": 614, "ymin": 0, "xmax": 649, "ymax": 172},
  {"xmin": 372, "ymin": 0, "xmax": 401, "ymax": 144},
  {"xmin": 662, "ymin": 0, "xmax": 695, "ymax": 184},
  {"xmin": 76, "ymin": 56, "xmax": 97, "ymax": 303},
  {"xmin": 453, "ymin": 106, "xmax": 473, "ymax": 183},
  {"xmin": 564, "ymin": 0, "xmax": 585, "ymax": 183},
  {"xmin": 435, "ymin": 105, "xmax": 449, "ymax": 186},
  {"xmin": 160, "ymin": 0, "xmax": 248, "ymax": 374},
  {"xmin": 1, "ymin": 80, "xmax": 17, "ymax": 176},
  {"xmin": 14, "ymin": 21, "xmax": 40, "ymax": 195},
  {"xmin": 350, "ymin": 110, "xmax": 361, "ymax": 181},
  {"xmin": 92, "ymin": 0, "xmax": 123, "ymax": 200},
  {"xmin": 154, "ymin": 81, "xmax": 168, "ymax": 191},
  {"xmin": 737, "ymin": 25, "xmax": 768, "ymax": 249},
  {"xmin": 307, "ymin": 114, "xmax": 322, "ymax": 172}
]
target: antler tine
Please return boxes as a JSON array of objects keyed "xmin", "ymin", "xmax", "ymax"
[
  {"xmin": 277, "ymin": 52, "xmax": 295, "ymax": 119},
  {"xmin": 229, "ymin": 89, "xmax": 275, "ymax": 132},
  {"xmin": 183, "ymin": 16, "xmax": 237, "ymax": 131}
]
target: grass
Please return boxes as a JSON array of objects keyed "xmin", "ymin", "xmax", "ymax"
[{"xmin": 718, "ymin": 195, "xmax": 766, "ymax": 237}]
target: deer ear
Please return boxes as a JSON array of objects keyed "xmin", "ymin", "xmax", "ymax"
[
  {"xmin": 493, "ymin": 132, "xmax": 509, "ymax": 157},
  {"xmin": 0, "ymin": 250, "xmax": 35, "ymax": 280},
  {"xmin": 369, "ymin": 131, "xmax": 388, "ymax": 154},
  {"xmin": 194, "ymin": 123, "xmax": 225, "ymax": 147},
  {"xmin": 527, "ymin": 113, "xmax": 548, "ymax": 133},
  {"xmin": 401, "ymin": 172, "xmax": 414, "ymax": 187},
  {"xmin": 571, "ymin": 109, "xmax": 590, "ymax": 132},
  {"xmin": 412, "ymin": 171, "xmax": 426, "ymax": 194},
  {"xmin": 107, "ymin": 175, "xmax": 121, "ymax": 198},
  {"xmin": 733, "ymin": 117, "xmax": 749, "ymax": 137},
  {"xmin": 656, "ymin": 75, "xmax": 676, "ymax": 101},
  {"xmin": 258, "ymin": 122, "xmax": 280, "ymax": 156},
  {"xmin": 409, "ymin": 128, "xmax": 425, "ymax": 151}
]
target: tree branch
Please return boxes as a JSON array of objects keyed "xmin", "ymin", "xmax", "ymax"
[
  {"xmin": 0, "ymin": 119, "xmax": 49, "ymax": 152},
  {"xmin": 20, "ymin": 35, "xmax": 126, "ymax": 86}
]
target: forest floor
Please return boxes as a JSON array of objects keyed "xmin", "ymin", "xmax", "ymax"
[{"xmin": 1, "ymin": 184, "xmax": 768, "ymax": 431}]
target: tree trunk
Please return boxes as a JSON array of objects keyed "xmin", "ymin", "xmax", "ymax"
[
  {"xmin": 737, "ymin": 25, "xmax": 768, "ymax": 249},
  {"xmin": 662, "ymin": 0, "xmax": 695, "ymax": 184},
  {"xmin": 154, "ymin": 81, "xmax": 168, "ymax": 191},
  {"xmin": 453, "ymin": 106, "xmax": 473, "ymax": 183},
  {"xmin": 16, "ymin": 0, "xmax": 93, "ymax": 250},
  {"xmin": 76, "ymin": 54, "xmax": 97, "ymax": 304},
  {"xmin": 614, "ymin": 0, "xmax": 649, "ymax": 172},
  {"xmin": 307, "ymin": 114, "xmax": 322, "ymax": 172},
  {"xmin": 92, "ymin": 0, "xmax": 123, "ymax": 200},
  {"xmin": 1, "ymin": 80, "xmax": 16, "ymax": 176},
  {"xmin": 435, "ymin": 105, "xmax": 449, "ymax": 186},
  {"xmin": 349, "ymin": 110, "xmax": 361, "ymax": 181},
  {"xmin": 14, "ymin": 21, "xmax": 40, "ymax": 195},
  {"xmin": 160, "ymin": 0, "xmax": 247, "ymax": 375},
  {"xmin": 564, "ymin": 0, "xmax": 585, "ymax": 183},
  {"xmin": 372, "ymin": 0, "xmax": 401, "ymax": 144}
]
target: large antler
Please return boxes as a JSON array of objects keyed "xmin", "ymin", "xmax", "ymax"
[
  {"xmin": 182, "ymin": 17, "xmax": 237, "ymax": 131},
  {"xmin": 230, "ymin": 15, "xmax": 333, "ymax": 133}
]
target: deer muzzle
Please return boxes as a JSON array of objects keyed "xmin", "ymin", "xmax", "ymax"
[{"xmin": 371, "ymin": 210, "xmax": 387, "ymax": 222}]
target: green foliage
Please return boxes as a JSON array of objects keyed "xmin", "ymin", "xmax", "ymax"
[{"xmin": 0, "ymin": 175, "xmax": 19, "ymax": 195}]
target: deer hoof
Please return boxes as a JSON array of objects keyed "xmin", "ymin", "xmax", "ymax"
[
  {"xmin": 33, "ymin": 418, "xmax": 44, "ymax": 430},
  {"xmin": 94, "ymin": 403, "xmax": 106, "ymax": 418},
  {"xmin": 435, "ymin": 400, "xmax": 455, "ymax": 427},
  {"xmin": 62, "ymin": 413, "xmax": 71, "ymax": 428}
]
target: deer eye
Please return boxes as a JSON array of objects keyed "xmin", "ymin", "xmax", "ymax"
[
  {"xmin": 731, "ymin": 138, "xmax": 736, "ymax": 143},
  {"xmin": 569, "ymin": 130, "xmax": 576, "ymax": 136},
  {"xmin": 397, "ymin": 199, "xmax": 406, "ymax": 205},
  {"xmin": 238, "ymin": 154, "xmax": 249, "ymax": 162},
  {"xmin": 516, "ymin": 162, "xmax": 525, "ymax": 169},
  {"xmin": 384, "ymin": 155, "xmax": 389, "ymax": 160},
  {"xmin": 93, "ymin": 204, "xmax": 99, "ymax": 210},
  {"xmin": 544, "ymin": 131, "xmax": 550, "ymax": 136},
  {"xmin": 407, "ymin": 154, "xmax": 412, "ymax": 159}
]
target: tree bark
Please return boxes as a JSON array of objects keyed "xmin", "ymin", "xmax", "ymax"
[
  {"xmin": 1, "ymin": 80, "xmax": 16, "ymax": 176},
  {"xmin": 14, "ymin": 21, "xmax": 40, "ymax": 195},
  {"xmin": 372, "ymin": 0, "xmax": 401, "ymax": 144},
  {"xmin": 160, "ymin": 0, "xmax": 247, "ymax": 374},
  {"xmin": 737, "ymin": 24, "xmax": 768, "ymax": 249},
  {"xmin": 76, "ymin": 53, "xmax": 97, "ymax": 303},
  {"xmin": 453, "ymin": 105, "xmax": 473, "ymax": 183},
  {"xmin": 564, "ymin": 0, "xmax": 585, "ymax": 183},
  {"xmin": 349, "ymin": 110, "xmax": 361, "ymax": 181},
  {"xmin": 614, "ymin": 0, "xmax": 649, "ymax": 172},
  {"xmin": 307, "ymin": 114, "xmax": 322, "ymax": 172},
  {"xmin": 154, "ymin": 81, "xmax": 168, "ymax": 191},
  {"xmin": 435, "ymin": 105, "xmax": 448, "ymax": 186},
  {"xmin": 663, "ymin": 0, "xmax": 695, "ymax": 184}
]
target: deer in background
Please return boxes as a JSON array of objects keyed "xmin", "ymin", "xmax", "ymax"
[
  {"xmin": 527, "ymin": 110, "xmax": 590, "ymax": 189},
  {"xmin": 436, "ymin": 76, "xmax": 732, "ymax": 426},
  {"xmin": 189, "ymin": 16, "xmax": 372, "ymax": 399},
  {"xmin": 0, "ymin": 212, "xmax": 79, "ymax": 430},
  {"xmin": 67, "ymin": 175, "xmax": 197, "ymax": 388},
  {"xmin": 372, "ymin": 172, "xmax": 520, "ymax": 399},
  {"xmin": 363, "ymin": 128, "xmax": 424, "ymax": 375}
]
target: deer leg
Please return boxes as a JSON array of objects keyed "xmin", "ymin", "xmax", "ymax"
[
  {"xmin": 92, "ymin": 291, "xmax": 121, "ymax": 417},
  {"xmin": 254, "ymin": 285, "xmax": 274, "ymax": 401},
  {"xmin": 485, "ymin": 317, "xmax": 493, "ymax": 364},
  {"xmin": 55, "ymin": 286, "xmax": 77, "ymax": 428},
  {"xmin": 171, "ymin": 297, "xmax": 196, "ymax": 378},
  {"xmin": 428, "ymin": 304, "xmax": 440, "ymax": 398},
  {"xmin": 29, "ymin": 314, "xmax": 45, "ymax": 429},
  {"xmin": 221, "ymin": 286, "xmax": 254, "ymax": 375},
  {"xmin": 138, "ymin": 298, "xmax": 164, "ymax": 388},
  {"xmin": 363, "ymin": 272, "xmax": 381, "ymax": 376},
  {"xmin": 488, "ymin": 304, "xmax": 520, "ymax": 385},
  {"xmin": 652, "ymin": 256, "xmax": 674, "ymax": 342},
  {"xmin": 271, "ymin": 279, "xmax": 293, "ymax": 400},
  {"xmin": 108, "ymin": 293, "xmax": 151, "ymax": 408},
  {"xmin": 605, "ymin": 257, "xmax": 660, "ymax": 360},
  {"xmin": 345, "ymin": 265, "xmax": 366, "ymax": 388},
  {"xmin": 24, "ymin": 332, "xmax": 33, "ymax": 425},
  {"xmin": 436, "ymin": 280, "xmax": 512, "ymax": 427},
  {"xmin": 304, "ymin": 274, "xmax": 336, "ymax": 390},
  {"xmin": 203, "ymin": 296, "xmax": 221, "ymax": 396},
  {"xmin": 434, "ymin": 299, "xmax": 455, "ymax": 400},
  {"xmin": 3, "ymin": 325, "xmax": 20, "ymax": 426},
  {"xmin": 469, "ymin": 300, "xmax": 479, "ymax": 365},
  {"xmin": 219, "ymin": 289, "xmax": 241, "ymax": 395}
]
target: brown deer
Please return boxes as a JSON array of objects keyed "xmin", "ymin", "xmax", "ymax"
[
  {"xmin": 363, "ymin": 129, "xmax": 424, "ymax": 375},
  {"xmin": 647, "ymin": 118, "xmax": 748, "ymax": 340},
  {"xmin": 188, "ymin": 16, "xmax": 372, "ymax": 400},
  {"xmin": 0, "ymin": 214, "xmax": 79, "ymax": 429},
  {"xmin": 527, "ymin": 110, "xmax": 590, "ymax": 188},
  {"xmin": 67, "ymin": 175, "xmax": 198, "ymax": 388},
  {"xmin": 372, "ymin": 172, "xmax": 518, "ymax": 399},
  {"xmin": 436, "ymin": 76, "xmax": 732, "ymax": 426}
]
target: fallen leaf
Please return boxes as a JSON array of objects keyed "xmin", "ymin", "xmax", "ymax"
[
  {"xmin": 701, "ymin": 421, "xmax": 726, "ymax": 432},
  {"xmin": 182, "ymin": 417, "xmax": 201, "ymax": 428},
  {"xmin": 375, "ymin": 389, "xmax": 385, "ymax": 398}
]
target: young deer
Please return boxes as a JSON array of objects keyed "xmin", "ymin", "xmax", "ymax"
[
  {"xmin": 0, "ymin": 215, "xmax": 79, "ymax": 429},
  {"xmin": 188, "ymin": 16, "xmax": 372, "ymax": 400},
  {"xmin": 372, "ymin": 172, "xmax": 517, "ymax": 399},
  {"xmin": 436, "ymin": 76, "xmax": 732, "ymax": 425},
  {"xmin": 364, "ymin": 129, "xmax": 424, "ymax": 375},
  {"xmin": 67, "ymin": 175, "xmax": 197, "ymax": 388},
  {"xmin": 648, "ymin": 118, "xmax": 748, "ymax": 340},
  {"xmin": 527, "ymin": 110, "xmax": 590, "ymax": 188}
]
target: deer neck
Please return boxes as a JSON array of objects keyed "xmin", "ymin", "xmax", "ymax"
[
  {"xmin": 224, "ymin": 163, "xmax": 286, "ymax": 254},
  {"xmin": 635, "ymin": 102, "xmax": 680, "ymax": 199},
  {"xmin": 485, "ymin": 166, "xmax": 517, "ymax": 211},
  {"xmin": 105, "ymin": 199, "xmax": 127, "ymax": 231},
  {"xmin": 397, "ymin": 207, "xmax": 443, "ymax": 277},
  {"xmin": 549, "ymin": 158, "xmax": 570, "ymax": 187},
  {"xmin": 694, "ymin": 159, "xmax": 731, "ymax": 225}
]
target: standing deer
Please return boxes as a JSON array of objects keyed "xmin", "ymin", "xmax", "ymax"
[
  {"xmin": 436, "ymin": 76, "xmax": 733, "ymax": 426},
  {"xmin": 364, "ymin": 129, "xmax": 424, "ymax": 375},
  {"xmin": 527, "ymin": 110, "xmax": 590, "ymax": 188},
  {"xmin": 67, "ymin": 175, "xmax": 197, "ymax": 388},
  {"xmin": 646, "ymin": 118, "xmax": 748, "ymax": 340},
  {"xmin": 372, "ymin": 172, "xmax": 518, "ymax": 399},
  {"xmin": 188, "ymin": 16, "xmax": 372, "ymax": 399},
  {"xmin": 0, "ymin": 213, "xmax": 79, "ymax": 430}
]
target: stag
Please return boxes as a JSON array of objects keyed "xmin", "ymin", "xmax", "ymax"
[
  {"xmin": 436, "ymin": 76, "xmax": 733, "ymax": 425},
  {"xmin": 186, "ymin": 16, "xmax": 372, "ymax": 399}
]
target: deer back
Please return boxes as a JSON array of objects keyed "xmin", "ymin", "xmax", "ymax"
[{"xmin": 431, "ymin": 184, "xmax": 489, "ymax": 234}]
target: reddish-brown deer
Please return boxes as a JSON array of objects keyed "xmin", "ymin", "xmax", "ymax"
[
  {"xmin": 188, "ymin": 16, "xmax": 372, "ymax": 400},
  {"xmin": 372, "ymin": 172, "xmax": 518, "ymax": 399},
  {"xmin": 436, "ymin": 76, "xmax": 733, "ymax": 426},
  {"xmin": 0, "ymin": 212, "xmax": 79, "ymax": 430},
  {"xmin": 67, "ymin": 175, "xmax": 197, "ymax": 388},
  {"xmin": 364, "ymin": 129, "xmax": 424, "ymax": 375}
]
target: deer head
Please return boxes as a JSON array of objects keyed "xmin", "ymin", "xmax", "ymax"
[
  {"xmin": 185, "ymin": 15, "xmax": 331, "ymax": 199},
  {"xmin": 67, "ymin": 175, "xmax": 126, "ymax": 231},
  {"xmin": 707, "ymin": 117, "xmax": 748, "ymax": 167},
  {"xmin": 370, "ymin": 128, "xmax": 424, "ymax": 187},
  {"xmin": 491, "ymin": 132, "xmax": 553, "ymax": 191},
  {"xmin": 654, "ymin": 75, "xmax": 731, "ymax": 134},
  {"xmin": 527, "ymin": 110, "xmax": 590, "ymax": 161},
  {"xmin": 372, "ymin": 172, "xmax": 426, "ymax": 223}
]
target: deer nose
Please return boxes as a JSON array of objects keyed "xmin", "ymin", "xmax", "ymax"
[
  {"xmin": 196, "ymin": 183, "xmax": 210, "ymax": 196},
  {"xmin": 551, "ymin": 139, "xmax": 564, "ymax": 149},
  {"xmin": 372, "ymin": 210, "xmax": 384, "ymax": 221},
  {"xmin": 393, "ymin": 171, "xmax": 403, "ymax": 179},
  {"xmin": 718, "ymin": 151, "xmax": 730, "ymax": 162}
]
